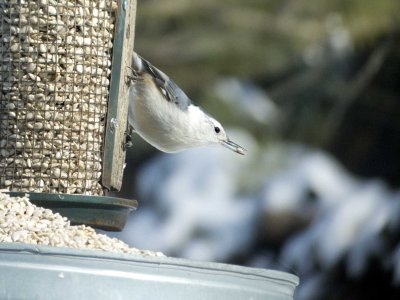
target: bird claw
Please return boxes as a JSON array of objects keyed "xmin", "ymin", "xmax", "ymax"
[
  {"xmin": 126, "ymin": 66, "xmax": 138, "ymax": 84},
  {"xmin": 123, "ymin": 126, "xmax": 134, "ymax": 150}
]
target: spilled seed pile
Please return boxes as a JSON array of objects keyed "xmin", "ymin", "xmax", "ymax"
[
  {"xmin": 0, "ymin": 0, "xmax": 117, "ymax": 195},
  {"xmin": 0, "ymin": 192, "xmax": 164, "ymax": 257}
]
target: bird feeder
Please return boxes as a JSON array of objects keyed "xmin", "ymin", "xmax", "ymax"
[
  {"xmin": 0, "ymin": 0, "xmax": 137, "ymax": 230},
  {"xmin": 0, "ymin": 2, "xmax": 300, "ymax": 298}
]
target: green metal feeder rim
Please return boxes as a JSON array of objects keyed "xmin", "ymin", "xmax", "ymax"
[{"xmin": 4, "ymin": 192, "xmax": 138, "ymax": 232}]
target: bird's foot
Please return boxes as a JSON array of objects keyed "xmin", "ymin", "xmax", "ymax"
[
  {"xmin": 126, "ymin": 66, "xmax": 138, "ymax": 84},
  {"xmin": 123, "ymin": 126, "xmax": 135, "ymax": 150}
]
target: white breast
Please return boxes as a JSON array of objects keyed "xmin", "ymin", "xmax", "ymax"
[{"xmin": 128, "ymin": 76, "xmax": 209, "ymax": 152}]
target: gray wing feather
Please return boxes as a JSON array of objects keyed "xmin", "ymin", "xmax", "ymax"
[{"xmin": 135, "ymin": 53, "xmax": 192, "ymax": 110}]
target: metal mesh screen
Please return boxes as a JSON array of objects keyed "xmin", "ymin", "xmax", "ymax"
[{"xmin": 0, "ymin": 0, "xmax": 117, "ymax": 195}]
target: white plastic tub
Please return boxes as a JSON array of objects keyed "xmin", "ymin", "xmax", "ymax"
[{"xmin": 0, "ymin": 243, "xmax": 298, "ymax": 299}]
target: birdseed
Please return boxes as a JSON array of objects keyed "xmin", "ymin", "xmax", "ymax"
[
  {"xmin": 0, "ymin": 192, "xmax": 164, "ymax": 257},
  {"xmin": 0, "ymin": 0, "xmax": 117, "ymax": 195}
]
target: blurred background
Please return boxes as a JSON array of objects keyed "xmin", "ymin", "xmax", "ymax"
[{"xmin": 111, "ymin": 0, "xmax": 400, "ymax": 299}]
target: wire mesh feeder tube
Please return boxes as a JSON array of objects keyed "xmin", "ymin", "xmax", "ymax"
[{"xmin": 0, "ymin": 0, "xmax": 135, "ymax": 195}]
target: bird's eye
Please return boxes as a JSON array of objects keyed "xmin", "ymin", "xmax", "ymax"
[{"xmin": 214, "ymin": 126, "xmax": 221, "ymax": 134}]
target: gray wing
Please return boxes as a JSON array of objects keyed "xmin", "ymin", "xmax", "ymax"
[{"xmin": 136, "ymin": 54, "xmax": 192, "ymax": 111}]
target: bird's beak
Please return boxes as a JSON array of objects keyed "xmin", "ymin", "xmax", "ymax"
[{"xmin": 222, "ymin": 139, "xmax": 246, "ymax": 155}]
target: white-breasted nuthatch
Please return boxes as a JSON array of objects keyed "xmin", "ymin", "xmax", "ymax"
[{"xmin": 127, "ymin": 52, "xmax": 246, "ymax": 155}]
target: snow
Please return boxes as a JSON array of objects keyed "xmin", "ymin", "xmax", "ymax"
[
  {"xmin": 112, "ymin": 142, "xmax": 400, "ymax": 298},
  {"xmin": 214, "ymin": 78, "xmax": 279, "ymax": 125}
]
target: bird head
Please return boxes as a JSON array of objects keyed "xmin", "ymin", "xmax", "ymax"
[{"xmin": 205, "ymin": 116, "xmax": 246, "ymax": 155}]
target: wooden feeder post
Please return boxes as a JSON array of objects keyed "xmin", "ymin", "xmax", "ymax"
[{"xmin": 102, "ymin": 0, "xmax": 137, "ymax": 191}]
